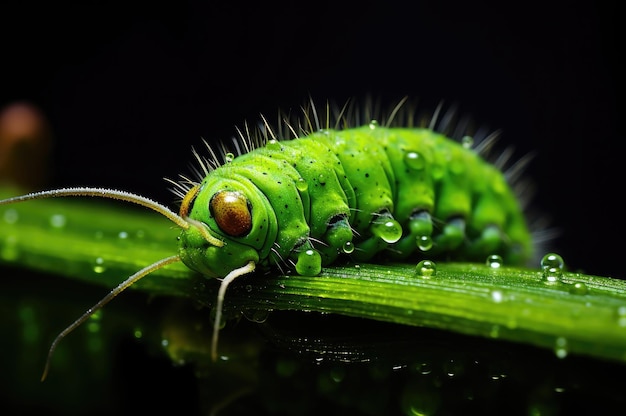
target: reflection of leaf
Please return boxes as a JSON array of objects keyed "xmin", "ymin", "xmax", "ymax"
[{"xmin": 2, "ymin": 185, "xmax": 626, "ymax": 366}]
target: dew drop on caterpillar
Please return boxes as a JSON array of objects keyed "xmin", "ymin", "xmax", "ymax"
[{"xmin": 0, "ymin": 97, "xmax": 541, "ymax": 379}]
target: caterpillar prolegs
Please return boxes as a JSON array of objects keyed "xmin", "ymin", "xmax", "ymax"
[{"xmin": 0, "ymin": 98, "xmax": 535, "ymax": 377}]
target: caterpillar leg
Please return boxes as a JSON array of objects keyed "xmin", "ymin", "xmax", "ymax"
[
  {"xmin": 316, "ymin": 215, "xmax": 354, "ymax": 263},
  {"xmin": 433, "ymin": 217, "xmax": 466, "ymax": 252},
  {"xmin": 430, "ymin": 218, "xmax": 505, "ymax": 259},
  {"xmin": 463, "ymin": 187, "xmax": 512, "ymax": 260},
  {"xmin": 389, "ymin": 210, "xmax": 434, "ymax": 259},
  {"xmin": 467, "ymin": 224, "xmax": 504, "ymax": 255},
  {"xmin": 291, "ymin": 214, "xmax": 354, "ymax": 275},
  {"xmin": 352, "ymin": 211, "xmax": 403, "ymax": 261},
  {"xmin": 291, "ymin": 240, "xmax": 323, "ymax": 276},
  {"xmin": 392, "ymin": 209, "xmax": 507, "ymax": 261}
]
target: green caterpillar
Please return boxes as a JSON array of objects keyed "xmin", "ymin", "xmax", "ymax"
[
  {"xmin": 178, "ymin": 123, "xmax": 532, "ymax": 278},
  {"xmin": 0, "ymin": 98, "xmax": 534, "ymax": 377}
]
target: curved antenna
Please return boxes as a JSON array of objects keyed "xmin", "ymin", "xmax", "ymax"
[
  {"xmin": 211, "ymin": 260, "xmax": 256, "ymax": 361},
  {"xmin": 1, "ymin": 187, "xmax": 189, "ymax": 229},
  {"xmin": 40, "ymin": 254, "xmax": 182, "ymax": 381},
  {"xmin": 0, "ymin": 187, "xmax": 224, "ymax": 247}
]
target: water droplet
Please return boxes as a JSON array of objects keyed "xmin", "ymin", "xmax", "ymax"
[
  {"xmin": 490, "ymin": 290, "xmax": 504, "ymax": 303},
  {"xmin": 342, "ymin": 241, "xmax": 354, "ymax": 254},
  {"xmin": 369, "ymin": 120, "xmax": 379, "ymax": 129},
  {"xmin": 133, "ymin": 328, "xmax": 143, "ymax": 339},
  {"xmin": 371, "ymin": 215, "xmax": 402, "ymax": 243},
  {"xmin": 245, "ymin": 284, "xmax": 253, "ymax": 292},
  {"xmin": 224, "ymin": 152, "xmax": 235, "ymax": 163},
  {"xmin": 416, "ymin": 260, "xmax": 436, "ymax": 278},
  {"xmin": 49, "ymin": 214, "xmax": 66, "ymax": 229},
  {"xmin": 486, "ymin": 254, "xmax": 503, "ymax": 268},
  {"xmin": 541, "ymin": 253, "xmax": 565, "ymax": 283},
  {"xmin": 418, "ymin": 362, "xmax": 432, "ymax": 375},
  {"xmin": 295, "ymin": 177, "xmax": 308, "ymax": 192},
  {"xmin": 444, "ymin": 359, "xmax": 464, "ymax": 378},
  {"xmin": 161, "ymin": 338, "xmax": 169, "ymax": 347},
  {"xmin": 461, "ymin": 136, "xmax": 474, "ymax": 149},
  {"xmin": 569, "ymin": 282, "xmax": 589, "ymax": 295},
  {"xmin": 404, "ymin": 151, "xmax": 426, "ymax": 170},
  {"xmin": 409, "ymin": 211, "xmax": 433, "ymax": 251},
  {"xmin": 295, "ymin": 249, "xmax": 322, "ymax": 275},
  {"xmin": 3, "ymin": 208, "xmax": 19, "ymax": 224},
  {"xmin": 417, "ymin": 235, "xmax": 433, "ymax": 251},
  {"xmin": 554, "ymin": 336, "xmax": 568, "ymax": 359},
  {"xmin": 541, "ymin": 253, "xmax": 565, "ymax": 272},
  {"xmin": 118, "ymin": 231, "xmax": 129, "ymax": 239},
  {"xmin": 93, "ymin": 257, "xmax": 106, "ymax": 274}
]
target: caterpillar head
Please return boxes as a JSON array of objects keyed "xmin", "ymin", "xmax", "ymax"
[{"xmin": 177, "ymin": 175, "xmax": 274, "ymax": 278}]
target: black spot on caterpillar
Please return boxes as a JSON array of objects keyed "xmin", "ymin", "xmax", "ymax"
[{"xmin": 0, "ymin": 97, "xmax": 542, "ymax": 377}]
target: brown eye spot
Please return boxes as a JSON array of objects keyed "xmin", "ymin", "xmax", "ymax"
[{"xmin": 209, "ymin": 191, "xmax": 252, "ymax": 237}]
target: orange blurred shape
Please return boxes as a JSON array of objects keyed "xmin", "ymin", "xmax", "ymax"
[{"xmin": 0, "ymin": 101, "xmax": 53, "ymax": 190}]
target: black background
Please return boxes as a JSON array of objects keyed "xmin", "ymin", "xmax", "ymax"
[{"xmin": 1, "ymin": 1, "xmax": 623, "ymax": 278}]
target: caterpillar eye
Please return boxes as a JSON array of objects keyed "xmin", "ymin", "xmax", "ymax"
[{"xmin": 209, "ymin": 190, "xmax": 252, "ymax": 237}]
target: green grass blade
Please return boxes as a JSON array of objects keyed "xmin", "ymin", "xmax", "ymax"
[{"xmin": 2, "ymin": 186, "xmax": 626, "ymax": 363}]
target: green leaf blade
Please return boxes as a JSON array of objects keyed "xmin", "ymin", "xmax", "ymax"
[{"xmin": 2, "ymin": 186, "xmax": 626, "ymax": 363}]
